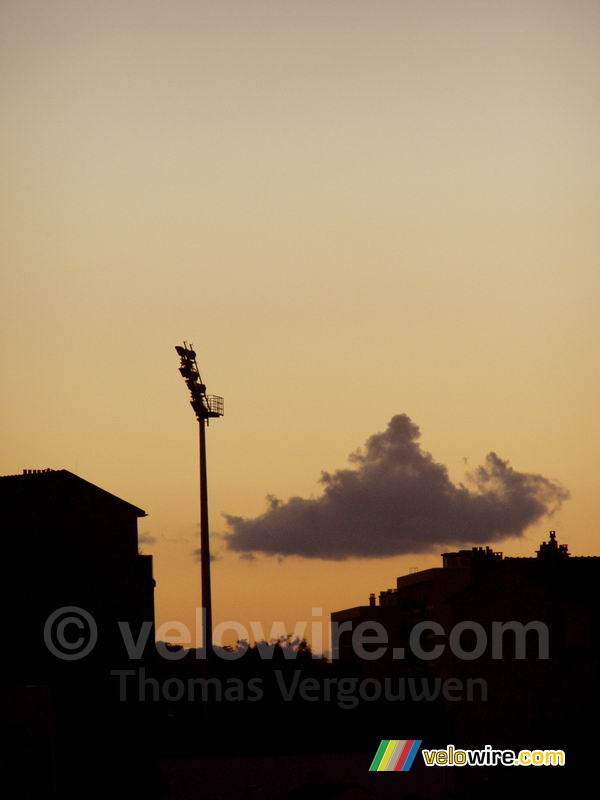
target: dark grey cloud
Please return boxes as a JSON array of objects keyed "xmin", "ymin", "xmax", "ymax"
[
  {"xmin": 193, "ymin": 548, "xmax": 223, "ymax": 562},
  {"xmin": 224, "ymin": 415, "xmax": 569, "ymax": 560}
]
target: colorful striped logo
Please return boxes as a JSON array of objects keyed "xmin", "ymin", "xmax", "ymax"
[{"xmin": 369, "ymin": 740, "xmax": 423, "ymax": 772}]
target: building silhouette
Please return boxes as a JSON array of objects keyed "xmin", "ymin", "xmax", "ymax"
[
  {"xmin": 332, "ymin": 532, "xmax": 599, "ymax": 795},
  {"xmin": 0, "ymin": 469, "xmax": 157, "ymax": 799}
]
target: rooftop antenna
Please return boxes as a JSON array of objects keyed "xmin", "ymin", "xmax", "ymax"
[{"xmin": 175, "ymin": 342, "xmax": 224, "ymax": 656}]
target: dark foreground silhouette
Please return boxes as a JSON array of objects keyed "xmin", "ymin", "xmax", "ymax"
[{"xmin": 1, "ymin": 470, "xmax": 596, "ymax": 798}]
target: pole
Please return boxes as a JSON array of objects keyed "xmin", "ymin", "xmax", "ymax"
[{"xmin": 198, "ymin": 416, "xmax": 213, "ymax": 656}]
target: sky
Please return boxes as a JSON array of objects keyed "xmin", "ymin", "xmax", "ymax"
[{"xmin": 2, "ymin": 1, "xmax": 600, "ymax": 651}]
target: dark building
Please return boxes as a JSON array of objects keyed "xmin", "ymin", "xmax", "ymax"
[
  {"xmin": 332, "ymin": 532, "xmax": 599, "ymax": 795},
  {"xmin": 332, "ymin": 531, "xmax": 599, "ymax": 671},
  {"xmin": 0, "ymin": 468, "xmax": 157, "ymax": 799}
]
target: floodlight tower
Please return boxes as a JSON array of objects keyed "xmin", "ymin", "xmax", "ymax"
[{"xmin": 175, "ymin": 343, "xmax": 224, "ymax": 656}]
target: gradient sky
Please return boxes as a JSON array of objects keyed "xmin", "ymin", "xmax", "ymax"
[{"xmin": 2, "ymin": 1, "xmax": 599, "ymax": 650}]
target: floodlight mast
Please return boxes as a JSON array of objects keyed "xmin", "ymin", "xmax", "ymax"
[{"xmin": 175, "ymin": 342, "xmax": 224, "ymax": 657}]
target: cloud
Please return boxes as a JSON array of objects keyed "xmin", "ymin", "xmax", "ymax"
[
  {"xmin": 223, "ymin": 414, "xmax": 569, "ymax": 559},
  {"xmin": 193, "ymin": 548, "xmax": 223, "ymax": 562},
  {"xmin": 140, "ymin": 532, "xmax": 192, "ymax": 547}
]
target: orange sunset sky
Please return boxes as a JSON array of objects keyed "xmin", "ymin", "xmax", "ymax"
[{"xmin": 2, "ymin": 1, "xmax": 600, "ymax": 650}]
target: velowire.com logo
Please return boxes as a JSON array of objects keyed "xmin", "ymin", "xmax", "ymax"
[
  {"xmin": 370, "ymin": 741, "xmax": 566, "ymax": 771},
  {"xmin": 369, "ymin": 740, "xmax": 423, "ymax": 771}
]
